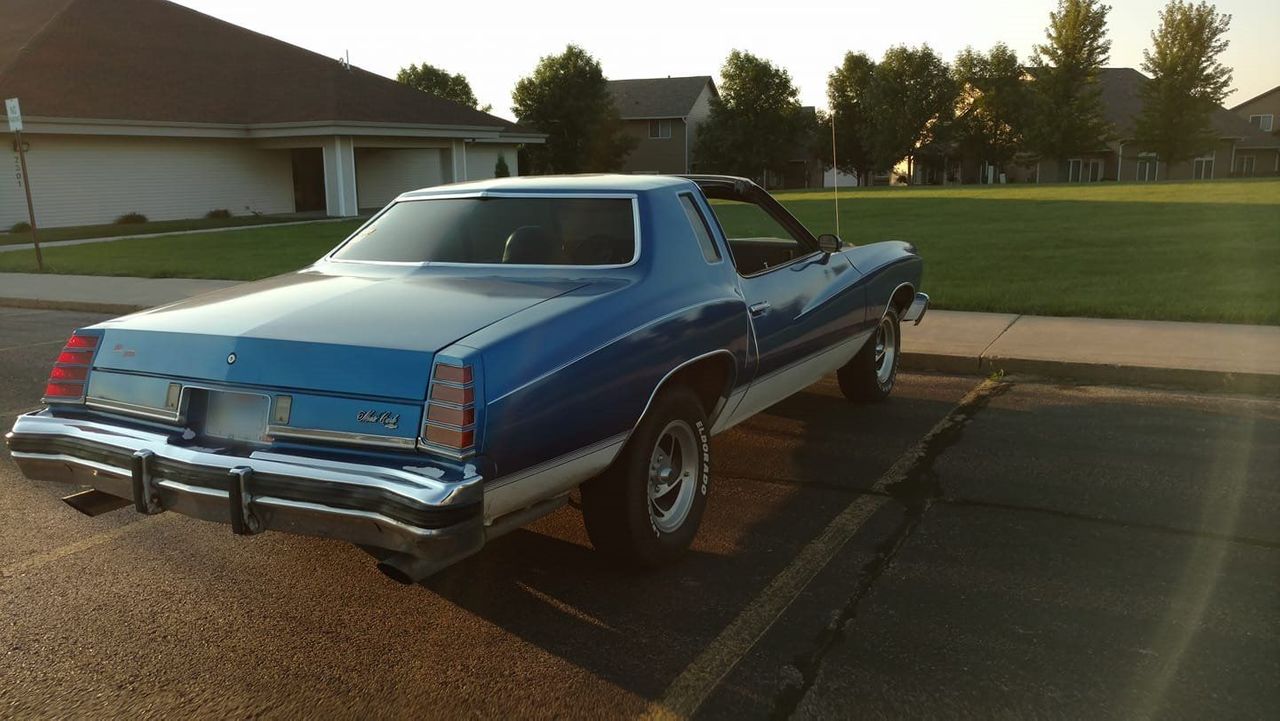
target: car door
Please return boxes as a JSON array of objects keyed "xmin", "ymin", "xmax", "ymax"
[{"xmin": 693, "ymin": 179, "xmax": 863, "ymax": 421}]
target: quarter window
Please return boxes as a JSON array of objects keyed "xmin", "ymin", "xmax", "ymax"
[{"xmin": 678, "ymin": 194, "xmax": 721, "ymax": 263}]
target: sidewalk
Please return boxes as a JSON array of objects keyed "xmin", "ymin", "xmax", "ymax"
[{"xmin": 1, "ymin": 272, "xmax": 1277, "ymax": 394}]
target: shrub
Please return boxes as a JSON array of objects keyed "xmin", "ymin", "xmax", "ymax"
[
  {"xmin": 494, "ymin": 153, "xmax": 511, "ymax": 178},
  {"xmin": 115, "ymin": 212, "xmax": 148, "ymax": 224},
  {"xmin": 9, "ymin": 221, "xmax": 32, "ymax": 234},
  {"xmin": 205, "ymin": 208, "xmax": 232, "ymax": 219}
]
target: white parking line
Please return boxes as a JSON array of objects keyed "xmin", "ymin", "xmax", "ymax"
[{"xmin": 642, "ymin": 378, "xmax": 1000, "ymax": 719}]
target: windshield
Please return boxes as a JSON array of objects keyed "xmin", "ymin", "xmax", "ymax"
[{"xmin": 330, "ymin": 196, "xmax": 637, "ymax": 266}]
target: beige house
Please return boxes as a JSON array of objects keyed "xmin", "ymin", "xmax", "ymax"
[
  {"xmin": 607, "ymin": 76, "xmax": 716, "ymax": 175},
  {"xmin": 1231, "ymin": 85, "xmax": 1280, "ymax": 173},
  {"xmin": 1012, "ymin": 68, "xmax": 1279, "ymax": 183},
  {"xmin": 1, "ymin": 0, "xmax": 541, "ymax": 230}
]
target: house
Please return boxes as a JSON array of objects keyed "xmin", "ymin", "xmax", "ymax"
[
  {"xmin": 607, "ymin": 76, "xmax": 716, "ymax": 174},
  {"xmin": 1015, "ymin": 68, "xmax": 1279, "ymax": 183},
  {"xmin": 1231, "ymin": 84, "xmax": 1279, "ymax": 150},
  {"xmin": 0, "ymin": 0, "xmax": 542, "ymax": 230}
]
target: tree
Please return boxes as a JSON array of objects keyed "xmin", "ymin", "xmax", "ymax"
[
  {"xmin": 1134, "ymin": 1, "xmax": 1233, "ymax": 165},
  {"xmin": 818, "ymin": 52, "xmax": 877, "ymax": 185},
  {"xmin": 1026, "ymin": 0, "xmax": 1114, "ymax": 163},
  {"xmin": 693, "ymin": 50, "xmax": 806, "ymax": 183},
  {"xmin": 865, "ymin": 45, "xmax": 957, "ymax": 183},
  {"xmin": 953, "ymin": 43, "xmax": 1030, "ymax": 179},
  {"xmin": 396, "ymin": 63, "xmax": 491, "ymax": 112},
  {"xmin": 494, "ymin": 153, "xmax": 511, "ymax": 178},
  {"xmin": 511, "ymin": 45, "xmax": 635, "ymax": 174}
]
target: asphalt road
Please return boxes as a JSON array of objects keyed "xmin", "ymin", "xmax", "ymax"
[{"xmin": 1, "ymin": 308, "xmax": 1276, "ymax": 719}]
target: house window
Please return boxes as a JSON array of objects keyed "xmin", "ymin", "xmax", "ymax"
[
  {"xmin": 1236, "ymin": 155, "xmax": 1256, "ymax": 176},
  {"xmin": 1249, "ymin": 114, "xmax": 1274, "ymax": 132},
  {"xmin": 1193, "ymin": 156, "xmax": 1215, "ymax": 180},
  {"xmin": 1136, "ymin": 154, "xmax": 1158, "ymax": 182},
  {"xmin": 649, "ymin": 119, "xmax": 672, "ymax": 139},
  {"xmin": 1067, "ymin": 158, "xmax": 1083, "ymax": 182}
]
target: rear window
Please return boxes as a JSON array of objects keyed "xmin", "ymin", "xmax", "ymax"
[{"xmin": 331, "ymin": 196, "xmax": 637, "ymax": 266}]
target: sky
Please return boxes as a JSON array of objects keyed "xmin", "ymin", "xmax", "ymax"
[{"xmin": 172, "ymin": 0, "xmax": 1277, "ymax": 120}]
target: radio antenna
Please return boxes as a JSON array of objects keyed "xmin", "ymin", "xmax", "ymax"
[{"xmin": 831, "ymin": 108, "xmax": 840, "ymax": 239}]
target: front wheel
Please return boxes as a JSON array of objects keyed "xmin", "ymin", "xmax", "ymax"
[
  {"xmin": 580, "ymin": 386, "xmax": 710, "ymax": 567},
  {"xmin": 838, "ymin": 307, "xmax": 901, "ymax": 402}
]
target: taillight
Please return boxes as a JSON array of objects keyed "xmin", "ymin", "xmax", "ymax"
[
  {"xmin": 421, "ymin": 361, "xmax": 476, "ymax": 457},
  {"xmin": 43, "ymin": 333, "xmax": 98, "ymax": 403}
]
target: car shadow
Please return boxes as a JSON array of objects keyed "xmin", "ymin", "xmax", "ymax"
[{"xmin": 417, "ymin": 372, "xmax": 979, "ymax": 706}]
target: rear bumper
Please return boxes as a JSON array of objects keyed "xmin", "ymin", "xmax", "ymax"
[
  {"xmin": 902, "ymin": 292, "xmax": 930, "ymax": 325},
  {"xmin": 5, "ymin": 410, "xmax": 485, "ymax": 568}
]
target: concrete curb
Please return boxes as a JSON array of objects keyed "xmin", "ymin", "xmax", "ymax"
[
  {"xmin": 902, "ymin": 351, "xmax": 1279, "ymax": 396},
  {"xmin": 0, "ymin": 297, "xmax": 145, "ymax": 315}
]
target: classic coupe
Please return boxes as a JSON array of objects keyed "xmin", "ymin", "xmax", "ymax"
[{"xmin": 6, "ymin": 174, "xmax": 928, "ymax": 583}]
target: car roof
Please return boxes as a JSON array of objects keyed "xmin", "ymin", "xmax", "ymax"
[{"xmin": 399, "ymin": 173, "xmax": 696, "ymax": 199}]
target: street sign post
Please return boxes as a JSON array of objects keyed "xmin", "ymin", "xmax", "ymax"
[{"xmin": 6, "ymin": 97, "xmax": 43, "ymax": 271}]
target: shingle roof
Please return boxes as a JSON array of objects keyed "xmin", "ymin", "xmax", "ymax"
[
  {"xmin": 1098, "ymin": 68, "xmax": 1275, "ymax": 147},
  {"xmin": 1230, "ymin": 84, "xmax": 1280, "ymax": 111},
  {"xmin": 0, "ymin": 0, "xmax": 533, "ymax": 134},
  {"xmin": 607, "ymin": 76, "xmax": 716, "ymax": 119}
]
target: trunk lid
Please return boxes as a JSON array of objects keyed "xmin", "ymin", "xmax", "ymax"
[{"xmin": 91, "ymin": 270, "xmax": 585, "ymax": 400}]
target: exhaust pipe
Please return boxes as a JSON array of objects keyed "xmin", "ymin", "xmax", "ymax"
[{"xmin": 62, "ymin": 489, "xmax": 131, "ymax": 517}]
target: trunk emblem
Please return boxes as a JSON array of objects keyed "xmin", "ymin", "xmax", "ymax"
[
  {"xmin": 357, "ymin": 410, "xmax": 400, "ymax": 430},
  {"xmin": 226, "ymin": 353, "xmax": 237, "ymax": 365}
]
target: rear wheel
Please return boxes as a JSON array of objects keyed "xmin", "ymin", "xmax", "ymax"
[
  {"xmin": 581, "ymin": 387, "xmax": 710, "ymax": 567},
  {"xmin": 838, "ymin": 307, "xmax": 901, "ymax": 402}
]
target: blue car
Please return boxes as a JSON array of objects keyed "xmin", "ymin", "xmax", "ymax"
[{"xmin": 6, "ymin": 174, "xmax": 928, "ymax": 583}]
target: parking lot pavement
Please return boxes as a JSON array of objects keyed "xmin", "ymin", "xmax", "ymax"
[{"xmin": 1, "ymin": 309, "xmax": 1276, "ymax": 719}]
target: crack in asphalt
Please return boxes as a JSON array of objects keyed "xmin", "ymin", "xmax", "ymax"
[
  {"xmin": 937, "ymin": 497, "xmax": 1280, "ymax": 550},
  {"xmin": 768, "ymin": 378, "xmax": 1013, "ymax": 720}
]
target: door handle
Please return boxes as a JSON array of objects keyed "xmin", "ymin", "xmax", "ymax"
[{"xmin": 749, "ymin": 301, "xmax": 771, "ymax": 317}]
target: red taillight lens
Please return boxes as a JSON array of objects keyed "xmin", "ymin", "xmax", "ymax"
[
  {"xmin": 433, "ymin": 364, "xmax": 472, "ymax": 384},
  {"xmin": 424, "ymin": 425, "xmax": 475, "ymax": 449},
  {"xmin": 44, "ymin": 333, "xmax": 98, "ymax": 403},
  {"xmin": 56, "ymin": 350, "xmax": 91, "ymax": 365},
  {"xmin": 429, "ymin": 383, "xmax": 474, "ymax": 405},
  {"xmin": 44, "ymin": 382, "xmax": 85, "ymax": 398},
  {"xmin": 64, "ymin": 335, "xmax": 99, "ymax": 349},
  {"xmin": 422, "ymin": 362, "xmax": 476, "ymax": 454},
  {"xmin": 427, "ymin": 403, "xmax": 475, "ymax": 427},
  {"xmin": 49, "ymin": 365, "xmax": 89, "ymax": 382}
]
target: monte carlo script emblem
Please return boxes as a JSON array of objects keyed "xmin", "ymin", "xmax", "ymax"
[{"xmin": 356, "ymin": 409, "xmax": 400, "ymax": 430}]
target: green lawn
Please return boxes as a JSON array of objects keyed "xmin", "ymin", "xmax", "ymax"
[
  {"xmin": 1, "ymin": 179, "xmax": 1277, "ymax": 324},
  {"xmin": 0, "ymin": 212, "xmax": 349, "ymax": 246}
]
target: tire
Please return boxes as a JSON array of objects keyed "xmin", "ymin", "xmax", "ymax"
[
  {"xmin": 580, "ymin": 386, "xmax": 711, "ymax": 567},
  {"xmin": 838, "ymin": 307, "xmax": 901, "ymax": 403}
]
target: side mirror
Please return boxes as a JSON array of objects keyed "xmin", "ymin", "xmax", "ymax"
[{"xmin": 817, "ymin": 233, "xmax": 842, "ymax": 254}]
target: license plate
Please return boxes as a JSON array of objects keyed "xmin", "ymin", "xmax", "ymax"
[{"xmin": 205, "ymin": 391, "xmax": 269, "ymax": 443}]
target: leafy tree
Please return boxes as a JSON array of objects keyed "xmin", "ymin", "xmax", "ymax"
[
  {"xmin": 396, "ymin": 63, "xmax": 491, "ymax": 112},
  {"xmin": 511, "ymin": 45, "xmax": 635, "ymax": 174},
  {"xmin": 494, "ymin": 153, "xmax": 511, "ymax": 178},
  {"xmin": 1134, "ymin": 1, "xmax": 1233, "ymax": 165},
  {"xmin": 693, "ymin": 50, "xmax": 806, "ymax": 183},
  {"xmin": 866, "ymin": 45, "xmax": 957, "ymax": 183},
  {"xmin": 817, "ymin": 52, "xmax": 877, "ymax": 185},
  {"xmin": 954, "ymin": 43, "xmax": 1029, "ymax": 177},
  {"xmin": 1026, "ymin": 0, "xmax": 1114, "ymax": 162}
]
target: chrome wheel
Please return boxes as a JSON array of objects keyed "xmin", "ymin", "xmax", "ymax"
[
  {"xmin": 874, "ymin": 315, "xmax": 897, "ymax": 386},
  {"xmin": 648, "ymin": 420, "xmax": 699, "ymax": 533}
]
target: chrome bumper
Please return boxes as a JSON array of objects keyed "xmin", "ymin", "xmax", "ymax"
[
  {"xmin": 902, "ymin": 292, "xmax": 930, "ymax": 325},
  {"xmin": 5, "ymin": 411, "xmax": 486, "ymax": 570}
]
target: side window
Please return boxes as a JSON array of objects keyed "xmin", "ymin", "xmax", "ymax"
[
  {"xmin": 678, "ymin": 194, "xmax": 721, "ymax": 263},
  {"xmin": 705, "ymin": 198, "xmax": 811, "ymax": 276}
]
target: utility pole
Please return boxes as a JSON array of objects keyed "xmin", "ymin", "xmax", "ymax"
[{"xmin": 6, "ymin": 98, "xmax": 43, "ymax": 270}]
